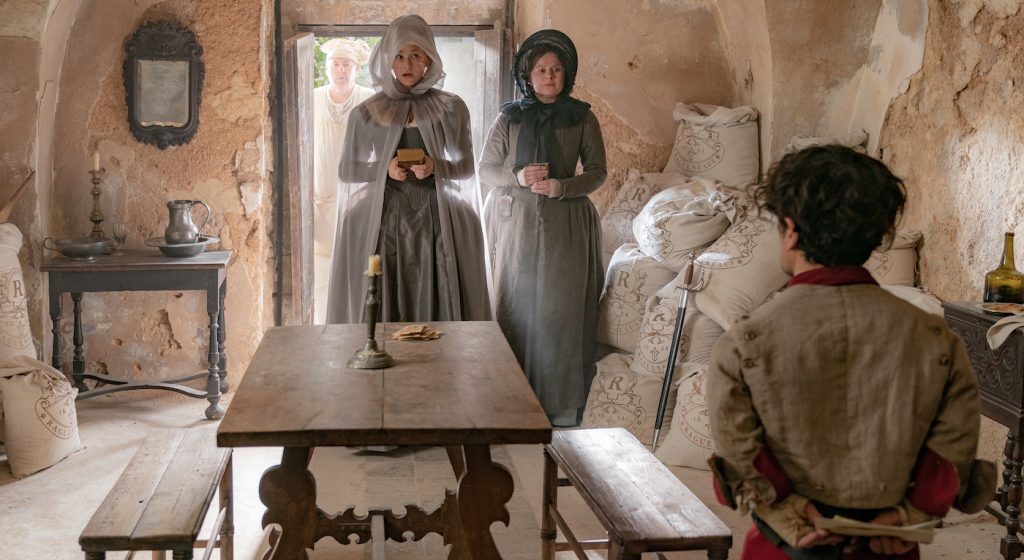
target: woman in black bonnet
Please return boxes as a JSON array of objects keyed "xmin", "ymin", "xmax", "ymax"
[{"xmin": 478, "ymin": 29, "xmax": 607, "ymax": 426}]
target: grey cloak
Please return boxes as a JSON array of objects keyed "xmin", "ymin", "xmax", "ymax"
[
  {"xmin": 326, "ymin": 15, "xmax": 490, "ymax": 324},
  {"xmin": 478, "ymin": 110, "xmax": 607, "ymax": 415}
]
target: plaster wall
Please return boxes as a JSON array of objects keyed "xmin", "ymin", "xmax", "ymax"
[
  {"xmin": 0, "ymin": 0, "xmax": 51, "ymax": 356},
  {"xmin": 281, "ymin": 0, "xmax": 506, "ymax": 36},
  {"xmin": 713, "ymin": 0, "xmax": 773, "ymax": 161},
  {"xmin": 517, "ymin": 0, "xmax": 737, "ymax": 212},
  {"xmin": 878, "ymin": 0, "xmax": 1024, "ymax": 466},
  {"xmin": 761, "ymin": 0, "xmax": 880, "ymax": 161},
  {"xmin": 44, "ymin": 0, "xmax": 274, "ymax": 387}
]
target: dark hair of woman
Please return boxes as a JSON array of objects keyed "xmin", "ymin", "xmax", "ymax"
[{"xmin": 754, "ymin": 145, "xmax": 907, "ymax": 267}]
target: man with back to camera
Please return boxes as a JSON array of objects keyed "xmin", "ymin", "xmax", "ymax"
[{"xmin": 706, "ymin": 145, "xmax": 996, "ymax": 560}]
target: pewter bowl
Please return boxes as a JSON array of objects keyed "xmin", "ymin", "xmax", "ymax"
[
  {"xmin": 144, "ymin": 235, "xmax": 219, "ymax": 258},
  {"xmin": 43, "ymin": 237, "xmax": 114, "ymax": 260}
]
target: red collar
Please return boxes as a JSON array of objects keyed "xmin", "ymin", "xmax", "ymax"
[{"xmin": 787, "ymin": 265, "xmax": 878, "ymax": 288}]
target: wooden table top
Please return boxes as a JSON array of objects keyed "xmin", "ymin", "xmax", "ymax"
[
  {"xmin": 41, "ymin": 250, "xmax": 235, "ymax": 272},
  {"xmin": 217, "ymin": 322, "xmax": 552, "ymax": 448}
]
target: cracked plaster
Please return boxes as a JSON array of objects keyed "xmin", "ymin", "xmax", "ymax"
[{"xmin": 878, "ymin": 0, "xmax": 1024, "ymax": 470}]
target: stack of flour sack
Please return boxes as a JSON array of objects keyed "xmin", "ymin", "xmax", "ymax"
[{"xmin": 582, "ymin": 102, "xmax": 940, "ymax": 470}]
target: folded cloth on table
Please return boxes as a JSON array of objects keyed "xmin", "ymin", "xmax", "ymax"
[
  {"xmin": 392, "ymin": 324, "xmax": 443, "ymax": 340},
  {"xmin": 987, "ymin": 314, "xmax": 1024, "ymax": 349}
]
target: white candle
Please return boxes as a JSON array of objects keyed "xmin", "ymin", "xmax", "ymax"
[
  {"xmin": 368, "ymin": 254, "xmax": 381, "ymax": 275},
  {"xmin": 92, "ymin": 151, "xmax": 100, "ymax": 172}
]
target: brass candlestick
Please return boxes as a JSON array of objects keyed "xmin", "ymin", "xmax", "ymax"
[
  {"xmin": 347, "ymin": 268, "xmax": 394, "ymax": 369},
  {"xmin": 88, "ymin": 168, "xmax": 106, "ymax": 239}
]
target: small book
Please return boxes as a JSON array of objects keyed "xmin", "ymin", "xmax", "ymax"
[
  {"xmin": 397, "ymin": 148, "xmax": 426, "ymax": 169},
  {"xmin": 813, "ymin": 515, "xmax": 940, "ymax": 544}
]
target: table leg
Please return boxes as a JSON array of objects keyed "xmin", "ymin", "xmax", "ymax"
[
  {"xmin": 450, "ymin": 445, "xmax": 513, "ymax": 559},
  {"xmin": 217, "ymin": 280, "xmax": 229, "ymax": 392},
  {"xmin": 49, "ymin": 287, "xmax": 63, "ymax": 374},
  {"xmin": 260, "ymin": 447, "xmax": 317, "ymax": 559},
  {"xmin": 447, "ymin": 446, "xmax": 466, "ymax": 479},
  {"xmin": 204, "ymin": 302, "xmax": 224, "ymax": 420},
  {"xmin": 71, "ymin": 292, "xmax": 87, "ymax": 392},
  {"xmin": 1005, "ymin": 433, "xmax": 1024, "ymax": 560}
]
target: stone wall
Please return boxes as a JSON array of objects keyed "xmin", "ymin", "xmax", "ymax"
[
  {"xmin": 41, "ymin": 0, "xmax": 274, "ymax": 388},
  {"xmin": 281, "ymin": 0, "xmax": 505, "ymax": 35},
  {"xmin": 0, "ymin": 0, "xmax": 52, "ymax": 357},
  {"xmin": 517, "ymin": 0, "xmax": 737, "ymax": 212},
  {"xmin": 879, "ymin": 0, "xmax": 1024, "ymax": 465}
]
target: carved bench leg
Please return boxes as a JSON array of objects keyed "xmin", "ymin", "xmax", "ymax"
[
  {"xmin": 171, "ymin": 550, "xmax": 192, "ymax": 560},
  {"xmin": 707, "ymin": 546, "xmax": 730, "ymax": 560},
  {"xmin": 541, "ymin": 448, "xmax": 557, "ymax": 560}
]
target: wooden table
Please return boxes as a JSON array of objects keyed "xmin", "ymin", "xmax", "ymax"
[
  {"xmin": 217, "ymin": 321, "xmax": 552, "ymax": 559},
  {"xmin": 943, "ymin": 301, "xmax": 1024, "ymax": 560},
  {"xmin": 42, "ymin": 250, "xmax": 234, "ymax": 420}
]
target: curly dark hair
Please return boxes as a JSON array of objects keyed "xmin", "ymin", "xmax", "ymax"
[{"xmin": 753, "ymin": 145, "xmax": 906, "ymax": 267}]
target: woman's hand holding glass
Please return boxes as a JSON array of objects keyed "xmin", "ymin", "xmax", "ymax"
[
  {"xmin": 522, "ymin": 163, "xmax": 549, "ymax": 186},
  {"xmin": 410, "ymin": 155, "xmax": 434, "ymax": 180},
  {"xmin": 387, "ymin": 156, "xmax": 409, "ymax": 181}
]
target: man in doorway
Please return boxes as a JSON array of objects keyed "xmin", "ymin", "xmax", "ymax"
[
  {"xmin": 707, "ymin": 146, "xmax": 995, "ymax": 559},
  {"xmin": 313, "ymin": 38, "xmax": 373, "ymax": 323}
]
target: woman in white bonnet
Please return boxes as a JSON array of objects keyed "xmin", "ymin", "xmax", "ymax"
[
  {"xmin": 326, "ymin": 15, "xmax": 490, "ymax": 324},
  {"xmin": 313, "ymin": 38, "xmax": 373, "ymax": 323}
]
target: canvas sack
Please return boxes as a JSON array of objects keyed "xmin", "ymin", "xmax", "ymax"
[
  {"xmin": 663, "ymin": 103, "xmax": 759, "ymax": 187},
  {"xmin": 654, "ymin": 363, "xmax": 713, "ymax": 470},
  {"xmin": 782, "ymin": 128, "xmax": 869, "ymax": 156},
  {"xmin": 581, "ymin": 353, "xmax": 674, "ymax": 446},
  {"xmin": 692, "ymin": 203, "xmax": 791, "ymax": 330},
  {"xmin": 630, "ymin": 293, "xmax": 723, "ymax": 379},
  {"xmin": 0, "ymin": 224, "xmax": 34, "ymax": 361},
  {"xmin": 864, "ymin": 230, "xmax": 921, "ymax": 287},
  {"xmin": 0, "ymin": 355, "xmax": 82, "ymax": 477},
  {"xmin": 633, "ymin": 181, "xmax": 731, "ymax": 271},
  {"xmin": 597, "ymin": 245, "xmax": 677, "ymax": 353},
  {"xmin": 600, "ymin": 169, "xmax": 692, "ymax": 256}
]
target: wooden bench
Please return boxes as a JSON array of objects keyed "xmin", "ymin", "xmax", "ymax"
[
  {"xmin": 542, "ymin": 428, "xmax": 732, "ymax": 560},
  {"xmin": 80, "ymin": 426, "xmax": 233, "ymax": 560}
]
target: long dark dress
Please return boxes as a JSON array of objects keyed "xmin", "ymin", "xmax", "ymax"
[
  {"xmin": 478, "ymin": 110, "xmax": 607, "ymax": 417},
  {"xmin": 377, "ymin": 126, "xmax": 454, "ymax": 321}
]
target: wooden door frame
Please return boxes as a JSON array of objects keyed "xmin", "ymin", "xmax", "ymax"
[{"xmin": 275, "ymin": 20, "xmax": 512, "ymax": 326}]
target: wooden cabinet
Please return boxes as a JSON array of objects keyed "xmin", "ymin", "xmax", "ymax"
[{"xmin": 943, "ymin": 301, "xmax": 1024, "ymax": 560}]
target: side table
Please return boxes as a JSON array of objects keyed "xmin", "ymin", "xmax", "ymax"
[
  {"xmin": 42, "ymin": 250, "xmax": 235, "ymax": 420},
  {"xmin": 943, "ymin": 301, "xmax": 1024, "ymax": 560}
]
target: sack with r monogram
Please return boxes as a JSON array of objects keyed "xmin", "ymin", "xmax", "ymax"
[
  {"xmin": 0, "ymin": 224, "xmax": 34, "ymax": 362},
  {"xmin": 0, "ymin": 355, "xmax": 83, "ymax": 477},
  {"xmin": 581, "ymin": 353, "xmax": 676, "ymax": 446}
]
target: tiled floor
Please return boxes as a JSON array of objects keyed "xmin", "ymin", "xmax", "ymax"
[{"xmin": 0, "ymin": 391, "xmax": 1006, "ymax": 559}]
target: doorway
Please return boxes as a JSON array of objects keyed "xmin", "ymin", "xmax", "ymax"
[{"xmin": 280, "ymin": 24, "xmax": 509, "ymax": 325}]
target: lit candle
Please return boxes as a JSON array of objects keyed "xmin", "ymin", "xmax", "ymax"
[
  {"xmin": 92, "ymin": 151, "xmax": 100, "ymax": 172},
  {"xmin": 368, "ymin": 254, "xmax": 381, "ymax": 275}
]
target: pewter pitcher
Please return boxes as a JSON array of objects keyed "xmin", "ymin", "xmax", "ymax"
[{"xmin": 164, "ymin": 199, "xmax": 211, "ymax": 244}]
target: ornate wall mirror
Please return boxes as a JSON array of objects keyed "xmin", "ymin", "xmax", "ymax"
[{"xmin": 123, "ymin": 21, "xmax": 204, "ymax": 149}]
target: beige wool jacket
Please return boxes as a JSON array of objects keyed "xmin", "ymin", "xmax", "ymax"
[{"xmin": 707, "ymin": 282, "xmax": 985, "ymax": 511}]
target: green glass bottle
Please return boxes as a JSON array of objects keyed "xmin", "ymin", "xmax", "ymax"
[{"xmin": 984, "ymin": 232, "xmax": 1024, "ymax": 303}]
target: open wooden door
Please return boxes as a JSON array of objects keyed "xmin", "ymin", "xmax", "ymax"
[
  {"xmin": 280, "ymin": 33, "xmax": 314, "ymax": 325},
  {"xmin": 473, "ymin": 25, "xmax": 505, "ymax": 156}
]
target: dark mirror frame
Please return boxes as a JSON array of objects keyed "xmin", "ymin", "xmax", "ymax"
[{"xmin": 123, "ymin": 21, "xmax": 204, "ymax": 150}]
